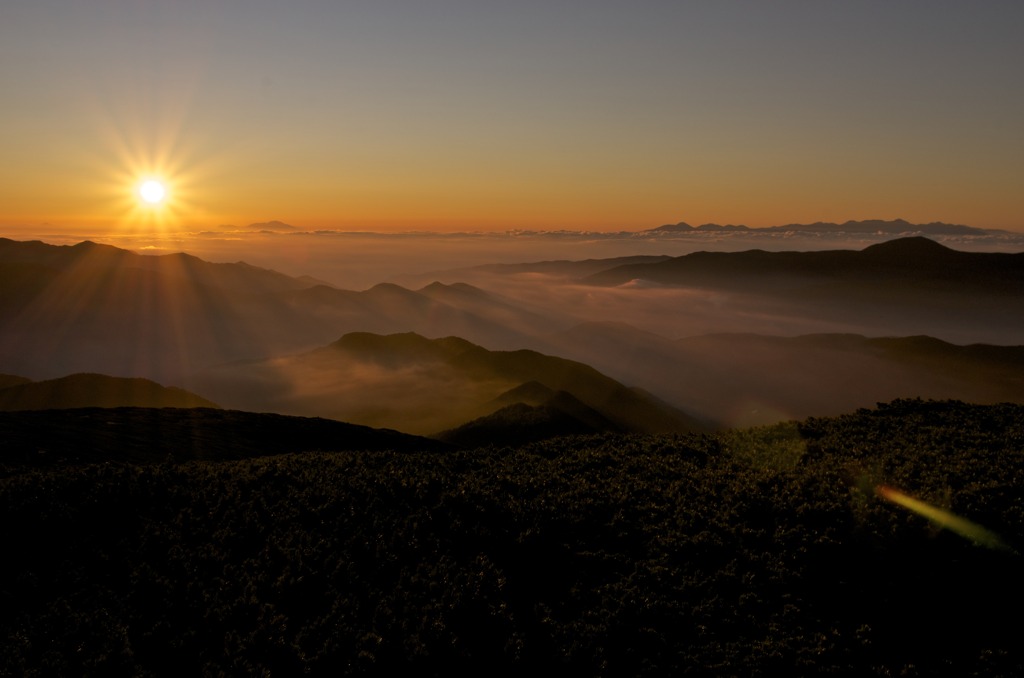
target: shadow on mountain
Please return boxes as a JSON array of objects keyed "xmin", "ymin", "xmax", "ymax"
[
  {"xmin": 435, "ymin": 384, "xmax": 623, "ymax": 447},
  {"xmin": 0, "ymin": 407, "xmax": 447, "ymax": 469}
]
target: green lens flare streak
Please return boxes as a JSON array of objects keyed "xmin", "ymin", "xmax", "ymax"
[{"xmin": 876, "ymin": 485, "xmax": 1013, "ymax": 552}]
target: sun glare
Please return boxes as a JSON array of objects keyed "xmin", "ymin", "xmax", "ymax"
[{"xmin": 139, "ymin": 180, "xmax": 167, "ymax": 204}]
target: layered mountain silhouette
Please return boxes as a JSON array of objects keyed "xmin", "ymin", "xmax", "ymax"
[
  {"xmin": 196, "ymin": 332, "xmax": 708, "ymax": 436},
  {"xmin": 0, "ymin": 239, "xmax": 563, "ymax": 382},
  {"xmin": 583, "ymin": 237, "xmax": 1024, "ymax": 292},
  {"xmin": 576, "ymin": 237, "xmax": 1024, "ymax": 344},
  {"xmin": 0, "ymin": 373, "xmax": 219, "ymax": 410},
  {"xmin": 0, "ymin": 238, "xmax": 336, "ymax": 380},
  {"xmin": 4, "ymin": 235, "xmax": 1022, "ymax": 431},
  {"xmin": 548, "ymin": 323, "xmax": 1024, "ymax": 426}
]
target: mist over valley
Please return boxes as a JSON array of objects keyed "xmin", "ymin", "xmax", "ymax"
[{"xmin": 2, "ymin": 230, "xmax": 1022, "ymax": 433}]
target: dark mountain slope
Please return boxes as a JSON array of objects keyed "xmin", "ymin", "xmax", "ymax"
[
  {"xmin": 0, "ymin": 373, "xmax": 219, "ymax": 410},
  {"xmin": 0, "ymin": 407, "xmax": 446, "ymax": 468},
  {"xmin": 0, "ymin": 374, "xmax": 31, "ymax": 390},
  {"xmin": 583, "ymin": 237, "xmax": 1024, "ymax": 293},
  {"xmin": 433, "ymin": 401, "xmax": 606, "ymax": 448},
  {"xmin": 436, "ymin": 385, "xmax": 624, "ymax": 447},
  {"xmin": 2, "ymin": 400, "xmax": 1023, "ymax": 675}
]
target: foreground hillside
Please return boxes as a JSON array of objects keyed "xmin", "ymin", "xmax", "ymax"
[
  {"xmin": 0, "ymin": 407, "xmax": 446, "ymax": 469},
  {"xmin": 2, "ymin": 399, "xmax": 1022, "ymax": 676}
]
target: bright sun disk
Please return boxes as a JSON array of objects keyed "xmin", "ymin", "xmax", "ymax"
[{"xmin": 139, "ymin": 180, "xmax": 166, "ymax": 204}]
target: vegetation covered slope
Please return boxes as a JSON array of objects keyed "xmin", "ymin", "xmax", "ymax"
[{"xmin": 1, "ymin": 399, "xmax": 1022, "ymax": 676}]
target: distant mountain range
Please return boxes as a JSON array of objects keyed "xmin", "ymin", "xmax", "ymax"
[
  {"xmin": 2, "ymin": 235, "xmax": 1022, "ymax": 432},
  {"xmin": 584, "ymin": 237, "xmax": 1024, "ymax": 292},
  {"xmin": 578, "ymin": 238, "xmax": 1024, "ymax": 343},
  {"xmin": 647, "ymin": 218, "xmax": 1005, "ymax": 236}
]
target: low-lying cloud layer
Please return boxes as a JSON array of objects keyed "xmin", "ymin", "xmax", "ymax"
[{"xmin": 2, "ymin": 230, "xmax": 1022, "ymax": 432}]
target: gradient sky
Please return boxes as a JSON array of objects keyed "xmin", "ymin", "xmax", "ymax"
[{"xmin": 2, "ymin": 0, "xmax": 1023, "ymax": 233}]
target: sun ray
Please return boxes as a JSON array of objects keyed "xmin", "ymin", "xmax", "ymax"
[{"xmin": 139, "ymin": 179, "xmax": 167, "ymax": 205}]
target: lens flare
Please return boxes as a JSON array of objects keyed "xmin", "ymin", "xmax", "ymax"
[{"xmin": 876, "ymin": 485, "xmax": 1013, "ymax": 552}]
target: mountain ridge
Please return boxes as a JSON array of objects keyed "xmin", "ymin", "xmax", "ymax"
[
  {"xmin": 583, "ymin": 237, "xmax": 1024, "ymax": 293},
  {"xmin": 0, "ymin": 373, "xmax": 219, "ymax": 411}
]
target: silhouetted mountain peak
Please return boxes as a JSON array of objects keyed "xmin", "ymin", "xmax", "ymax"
[
  {"xmin": 0, "ymin": 374, "xmax": 32, "ymax": 389},
  {"xmin": 651, "ymin": 222, "xmax": 694, "ymax": 232},
  {"xmin": 365, "ymin": 282, "xmax": 423, "ymax": 299},
  {"xmin": 329, "ymin": 332, "xmax": 478, "ymax": 362},
  {"xmin": 418, "ymin": 281, "xmax": 491, "ymax": 300},
  {"xmin": 247, "ymin": 220, "xmax": 297, "ymax": 231},
  {"xmin": 68, "ymin": 240, "xmax": 135, "ymax": 263},
  {"xmin": 860, "ymin": 236, "xmax": 955, "ymax": 259},
  {"xmin": 493, "ymin": 380, "xmax": 556, "ymax": 406}
]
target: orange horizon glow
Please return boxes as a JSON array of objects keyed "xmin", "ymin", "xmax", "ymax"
[{"xmin": 2, "ymin": 4, "xmax": 1022, "ymax": 238}]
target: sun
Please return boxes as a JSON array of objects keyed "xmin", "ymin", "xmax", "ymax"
[{"xmin": 138, "ymin": 179, "xmax": 167, "ymax": 204}]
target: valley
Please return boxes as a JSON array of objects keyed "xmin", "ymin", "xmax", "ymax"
[{"xmin": 1, "ymin": 233, "xmax": 1022, "ymax": 434}]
